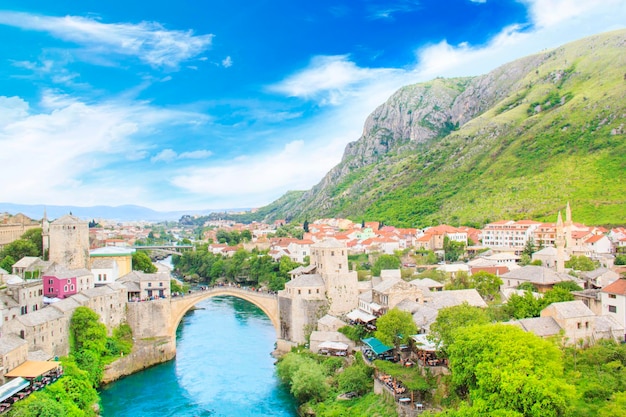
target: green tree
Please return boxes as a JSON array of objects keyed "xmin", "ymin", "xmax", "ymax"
[
  {"xmin": 371, "ymin": 254, "xmax": 401, "ymax": 277},
  {"xmin": 565, "ymin": 255, "xmax": 597, "ymax": 271},
  {"xmin": 0, "ymin": 239, "xmax": 38, "ymax": 262},
  {"xmin": 448, "ymin": 323, "xmax": 576, "ymax": 417},
  {"xmin": 132, "ymin": 251, "xmax": 157, "ymax": 273},
  {"xmin": 598, "ymin": 392, "xmax": 626, "ymax": 417},
  {"xmin": 0, "ymin": 255, "xmax": 16, "ymax": 272},
  {"xmin": 522, "ymin": 238, "xmax": 536, "ymax": 257},
  {"xmin": 430, "ymin": 303, "xmax": 489, "ymax": 353},
  {"xmin": 21, "ymin": 227, "xmax": 43, "ymax": 256},
  {"xmin": 337, "ymin": 364, "xmax": 373, "ymax": 396},
  {"xmin": 69, "ymin": 307, "xmax": 107, "ymax": 355},
  {"xmin": 470, "ymin": 271, "xmax": 503, "ymax": 301},
  {"xmin": 374, "ymin": 308, "xmax": 417, "ymax": 352},
  {"xmin": 506, "ymin": 291, "xmax": 544, "ymax": 319},
  {"xmin": 542, "ymin": 286, "xmax": 575, "ymax": 305},
  {"xmin": 443, "ymin": 236, "xmax": 465, "ymax": 262},
  {"xmin": 290, "ymin": 361, "xmax": 329, "ymax": 403}
]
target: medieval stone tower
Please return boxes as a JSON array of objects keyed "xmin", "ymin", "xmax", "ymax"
[
  {"xmin": 309, "ymin": 239, "xmax": 359, "ymax": 316},
  {"xmin": 277, "ymin": 238, "xmax": 359, "ymax": 345},
  {"xmin": 45, "ymin": 214, "xmax": 89, "ymax": 269}
]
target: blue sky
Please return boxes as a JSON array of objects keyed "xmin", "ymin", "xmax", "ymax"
[{"xmin": 0, "ymin": 1, "xmax": 624, "ymax": 212}]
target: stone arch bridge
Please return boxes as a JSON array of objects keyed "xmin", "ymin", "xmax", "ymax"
[{"xmin": 168, "ymin": 287, "xmax": 279, "ymax": 338}]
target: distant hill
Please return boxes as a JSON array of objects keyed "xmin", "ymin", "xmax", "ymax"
[
  {"xmin": 248, "ymin": 29, "xmax": 626, "ymax": 227},
  {"xmin": 0, "ymin": 203, "xmax": 221, "ymax": 222}
]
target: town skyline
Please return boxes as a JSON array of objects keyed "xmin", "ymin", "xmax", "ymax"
[{"xmin": 1, "ymin": 1, "xmax": 625, "ymax": 212}]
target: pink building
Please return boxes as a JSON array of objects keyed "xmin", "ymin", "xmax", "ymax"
[{"xmin": 43, "ymin": 263, "xmax": 77, "ymax": 299}]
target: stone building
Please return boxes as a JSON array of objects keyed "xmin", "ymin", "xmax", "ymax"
[
  {"xmin": 4, "ymin": 307, "xmax": 69, "ymax": 358},
  {"xmin": 5, "ymin": 279, "xmax": 44, "ymax": 316},
  {"xmin": 278, "ymin": 239, "xmax": 359, "ymax": 344},
  {"xmin": 118, "ymin": 271, "xmax": 171, "ymax": 301},
  {"xmin": 0, "ymin": 334, "xmax": 28, "ymax": 384},
  {"xmin": 43, "ymin": 213, "xmax": 89, "ymax": 269},
  {"xmin": 0, "ymin": 213, "xmax": 40, "ymax": 251}
]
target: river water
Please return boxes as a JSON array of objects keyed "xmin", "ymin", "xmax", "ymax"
[{"xmin": 99, "ymin": 296, "xmax": 297, "ymax": 417}]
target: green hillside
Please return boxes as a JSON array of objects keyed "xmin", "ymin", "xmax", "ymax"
[{"xmin": 247, "ymin": 30, "xmax": 626, "ymax": 227}]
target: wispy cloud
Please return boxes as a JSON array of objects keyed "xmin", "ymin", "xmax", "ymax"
[
  {"xmin": 151, "ymin": 149, "xmax": 213, "ymax": 163},
  {"xmin": 367, "ymin": 0, "xmax": 422, "ymax": 20},
  {"xmin": 0, "ymin": 11, "xmax": 213, "ymax": 69}
]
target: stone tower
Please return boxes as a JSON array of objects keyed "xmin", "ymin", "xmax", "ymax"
[
  {"xmin": 310, "ymin": 239, "xmax": 359, "ymax": 315},
  {"xmin": 555, "ymin": 211, "xmax": 565, "ymax": 273},
  {"xmin": 48, "ymin": 214, "xmax": 89, "ymax": 269}
]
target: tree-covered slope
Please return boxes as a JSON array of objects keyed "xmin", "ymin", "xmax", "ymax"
[{"xmin": 258, "ymin": 30, "xmax": 626, "ymax": 227}]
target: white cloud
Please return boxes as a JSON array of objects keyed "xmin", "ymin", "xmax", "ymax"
[
  {"xmin": 268, "ymin": 55, "xmax": 398, "ymax": 105},
  {"xmin": 222, "ymin": 56, "xmax": 233, "ymax": 68},
  {"xmin": 0, "ymin": 11, "xmax": 213, "ymax": 69},
  {"xmin": 170, "ymin": 140, "xmax": 330, "ymax": 201},
  {"xmin": 151, "ymin": 148, "xmax": 213, "ymax": 163},
  {"xmin": 0, "ymin": 92, "xmax": 209, "ymax": 207}
]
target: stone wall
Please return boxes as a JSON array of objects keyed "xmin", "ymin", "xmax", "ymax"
[
  {"xmin": 126, "ymin": 299, "xmax": 172, "ymax": 339},
  {"xmin": 101, "ymin": 337, "xmax": 175, "ymax": 384}
]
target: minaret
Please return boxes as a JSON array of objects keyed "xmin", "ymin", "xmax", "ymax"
[
  {"xmin": 555, "ymin": 211, "xmax": 565, "ymax": 273},
  {"xmin": 564, "ymin": 201, "xmax": 573, "ymax": 251},
  {"xmin": 42, "ymin": 208, "xmax": 50, "ymax": 260}
]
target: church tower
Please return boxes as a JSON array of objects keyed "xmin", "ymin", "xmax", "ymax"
[{"xmin": 555, "ymin": 211, "xmax": 565, "ymax": 273}]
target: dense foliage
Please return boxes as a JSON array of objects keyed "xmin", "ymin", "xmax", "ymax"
[
  {"xmin": 131, "ymin": 251, "xmax": 158, "ymax": 273},
  {"xmin": 446, "ymin": 324, "xmax": 576, "ymax": 416},
  {"xmin": 173, "ymin": 245, "xmax": 301, "ymax": 291},
  {"xmin": 276, "ymin": 351, "xmax": 395, "ymax": 416},
  {"xmin": 0, "ymin": 227, "xmax": 42, "ymax": 271},
  {"xmin": 374, "ymin": 308, "xmax": 417, "ymax": 352}
]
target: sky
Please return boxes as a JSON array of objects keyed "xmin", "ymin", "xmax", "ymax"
[{"xmin": 0, "ymin": 1, "xmax": 624, "ymax": 212}]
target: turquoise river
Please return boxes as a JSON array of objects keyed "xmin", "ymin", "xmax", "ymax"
[{"xmin": 99, "ymin": 296, "xmax": 298, "ymax": 417}]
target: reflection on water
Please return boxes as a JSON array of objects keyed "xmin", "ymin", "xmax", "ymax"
[{"xmin": 100, "ymin": 296, "xmax": 297, "ymax": 417}]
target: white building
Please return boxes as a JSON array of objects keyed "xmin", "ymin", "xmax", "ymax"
[{"xmin": 601, "ymin": 279, "xmax": 626, "ymax": 342}]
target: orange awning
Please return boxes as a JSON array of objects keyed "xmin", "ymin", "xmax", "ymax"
[{"xmin": 5, "ymin": 361, "xmax": 60, "ymax": 379}]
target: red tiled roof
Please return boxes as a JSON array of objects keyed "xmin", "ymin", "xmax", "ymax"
[
  {"xmin": 602, "ymin": 279, "xmax": 626, "ymax": 295},
  {"xmin": 585, "ymin": 235, "xmax": 604, "ymax": 244}
]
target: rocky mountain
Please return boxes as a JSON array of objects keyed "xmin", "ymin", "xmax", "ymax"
[{"xmin": 255, "ymin": 29, "xmax": 626, "ymax": 227}]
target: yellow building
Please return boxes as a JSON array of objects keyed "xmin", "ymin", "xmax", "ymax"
[{"xmin": 89, "ymin": 246, "xmax": 134, "ymax": 279}]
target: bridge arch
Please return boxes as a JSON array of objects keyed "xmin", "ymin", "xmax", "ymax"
[{"xmin": 168, "ymin": 288, "xmax": 280, "ymax": 340}]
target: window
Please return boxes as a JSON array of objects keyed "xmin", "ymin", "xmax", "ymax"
[
  {"xmin": 308, "ymin": 289, "xmax": 311, "ymax": 294},
  {"xmin": 159, "ymin": 282, "xmax": 163, "ymax": 287},
  {"xmin": 148, "ymin": 283, "xmax": 152, "ymax": 287},
  {"xmin": 298, "ymin": 290, "xmax": 301, "ymax": 295},
  {"xmin": 609, "ymin": 294, "xmax": 616, "ymax": 299},
  {"xmin": 64, "ymin": 285, "xmax": 68, "ymax": 292},
  {"xmin": 608, "ymin": 305, "xmax": 617, "ymax": 313}
]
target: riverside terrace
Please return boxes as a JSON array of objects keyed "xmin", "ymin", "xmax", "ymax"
[{"xmin": 0, "ymin": 361, "xmax": 63, "ymax": 413}]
